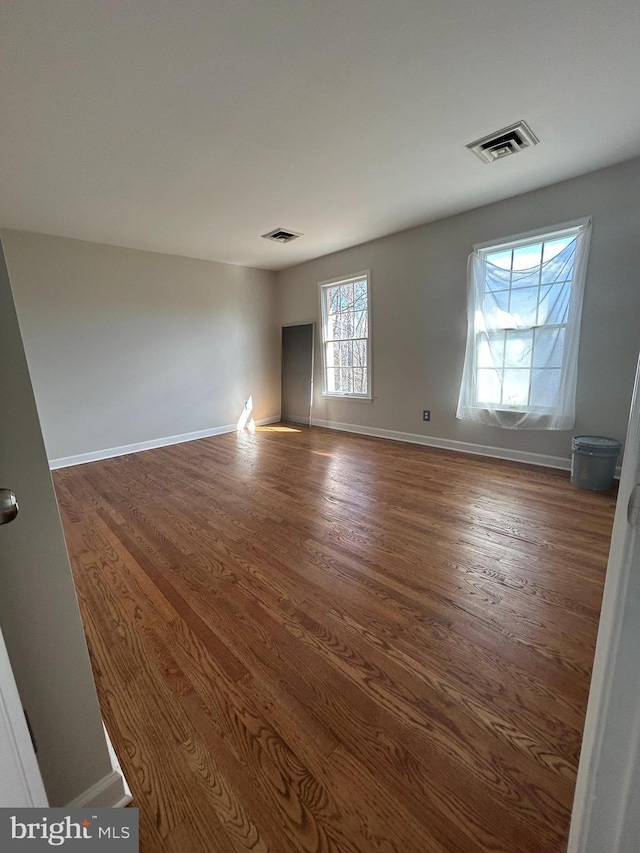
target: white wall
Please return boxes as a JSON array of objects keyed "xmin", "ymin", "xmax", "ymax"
[
  {"xmin": 1, "ymin": 231, "xmax": 281, "ymax": 463},
  {"xmin": 276, "ymin": 157, "xmax": 640, "ymax": 462}
]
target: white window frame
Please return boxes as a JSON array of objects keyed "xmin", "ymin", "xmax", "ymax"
[
  {"xmin": 471, "ymin": 218, "xmax": 589, "ymax": 415},
  {"xmin": 319, "ymin": 270, "xmax": 372, "ymax": 400}
]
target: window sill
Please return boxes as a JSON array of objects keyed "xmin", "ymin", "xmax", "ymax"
[
  {"xmin": 471, "ymin": 405, "xmax": 559, "ymax": 416},
  {"xmin": 322, "ymin": 393, "xmax": 373, "ymax": 402}
]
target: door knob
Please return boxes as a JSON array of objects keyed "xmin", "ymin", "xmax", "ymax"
[{"xmin": 0, "ymin": 489, "xmax": 18, "ymax": 525}]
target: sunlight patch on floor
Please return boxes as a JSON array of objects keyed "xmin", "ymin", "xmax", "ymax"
[
  {"xmin": 237, "ymin": 396, "xmax": 254, "ymax": 431},
  {"xmin": 257, "ymin": 425, "xmax": 300, "ymax": 433}
]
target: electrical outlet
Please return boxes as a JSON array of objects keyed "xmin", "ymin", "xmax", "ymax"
[{"xmin": 423, "ymin": 410, "xmax": 431, "ymax": 422}]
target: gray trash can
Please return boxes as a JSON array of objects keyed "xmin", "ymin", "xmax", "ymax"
[{"xmin": 570, "ymin": 435, "xmax": 621, "ymax": 491}]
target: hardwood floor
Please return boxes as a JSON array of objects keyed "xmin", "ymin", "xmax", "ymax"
[{"xmin": 53, "ymin": 424, "xmax": 616, "ymax": 853}]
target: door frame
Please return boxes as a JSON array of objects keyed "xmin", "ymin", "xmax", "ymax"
[
  {"xmin": 568, "ymin": 352, "xmax": 640, "ymax": 850},
  {"xmin": 0, "ymin": 623, "xmax": 48, "ymax": 806}
]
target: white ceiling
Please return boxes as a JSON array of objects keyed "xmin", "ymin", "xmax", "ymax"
[{"xmin": 1, "ymin": 0, "xmax": 639, "ymax": 271}]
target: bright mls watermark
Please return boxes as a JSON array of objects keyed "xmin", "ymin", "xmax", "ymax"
[{"xmin": 0, "ymin": 809, "xmax": 138, "ymax": 850}]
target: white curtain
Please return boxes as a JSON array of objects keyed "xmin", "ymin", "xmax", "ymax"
[{"xmin": 456, "ymin": 221, "xmax": 591, "ymax": 430}]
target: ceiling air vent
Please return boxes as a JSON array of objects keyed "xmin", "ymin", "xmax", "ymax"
[
  {"xmin": 466, "ymin": 121, "xmax": 539, "ymax": 163},
  {"xmin": 261, "ymin": 227, "xmax": 303, "ymax": 244}
]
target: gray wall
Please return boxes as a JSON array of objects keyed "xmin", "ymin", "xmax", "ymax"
[
  {"xmin": 276, "ymin": 157, "xmax": 640, "ymax": 461},
  {"xmin": 3, "ymin": 158, "xmax": 639, "ymax": 466},
  {"xmin": 0, "ymin": 239, "xmax": 113, "ymax": 805},
  {"xmin": 1, "ymin": 231, "xmax": 281, "ymax": 462}
]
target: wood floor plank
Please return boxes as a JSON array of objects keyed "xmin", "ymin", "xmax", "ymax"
[{"xmin": 54, "ymin": 424, "xmax": 616, "ymax": 852}]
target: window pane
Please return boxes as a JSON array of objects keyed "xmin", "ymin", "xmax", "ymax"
[
  {"xmin": 327, "ymin": 311, "xmax": 357, "ymax": 340},
  {"xmin": 547, "ymin": 283, "xmax": 571, "ymax": 324},
  {"xmin": 504, "ymin": 330, "xmax": 533, "ymax": 368},
  {"xmin": 341, "ymin": 368, "xmax": 354, "ymax": 394},
  {"xmin": 502, "ymin": 369, "xmax": 530, "ymax": 406},
  {"xmin": 327, "ymin": 287, "xmax": 340, "ymax": 315},
  {"xmin": 330, "ymin": 340, "xmax": 352, "ymax": 367},
  {"xmin": 353, "ymin": 310, "xmax": 368, "ymax": 338},
  {"xmin": 353, "ymin": 368, "xmax": 367, "ymax": 394},
  {"xmin": 541, "ymin": 241, "xmax": 575, "ymax": 285},
  {"xmin": 510, "ymin": 267, "xmax": 540, "ymax": 289},
  {"xmin": 353, "ymin": 280, "xmax": 368, "ymax": 311},
  {"xmin": 533, "ymin": 327, "xmax": 565, "ymax": 368},
  {"xmin": 326, "ymin": 368, "xmax": 339, "ymax": 393},
  {"xmin": 327, "ymin": 283, "xmax": 354, "ymax": 313},
  {"xmin": 485, "ymin": 250, "xmax": 512, "ymax": 270},
  {"xmin": 537, "ymin": 283, "xmax": 571, "ymax": 325},
  {"xmin": 353, "ymin": 339, "xmax": 367, "ymax": 367},
  {"xmin": 508, "ymin": 287, "xmax": 539, "ymax": 327},
  {"xmin": 477, "ymin": 369, "xmax": 501, "ymax": 404},
  {"xmin": 483, "ymin": 289, "xmax": 511, "ymax": 329},
  {"xmin": 341, "ymin": 283, "xmax": 355, "ymax": 311},
  {"xmin": 512, "ymin": 243, "xmax": 542, "ymax": 271},
  {"xmin": 485, "ymin": 264, "xmax": 512, "ymax": 292},
  {"xmin": 542, "ymin": 237, "xmax": 572, "ymax": 263},
  {"xmin": 330, "ymin": 368, "xmax": 349, "ymax": 393},
  {"xmin": 530, "ymin": 369, "xmax": 561, "ymax": 408},
  {"xmin": 478, "ymin": 334, "xmax": 505, "ymax": 368},
  {"xmin": 325, "ymin": 342, "xmax": 335, "ymax": 369}
]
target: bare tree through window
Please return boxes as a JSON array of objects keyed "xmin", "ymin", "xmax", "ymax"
[{"xmin": 321, "ymin": 274, "xmax": 370, "ymax": 396}]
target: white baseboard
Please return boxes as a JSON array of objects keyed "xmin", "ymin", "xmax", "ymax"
[
  {"xmin": 65, "ymin": 771, "xmax": 128, "ymax": 809},
  {"xmin": 282, "ymin": 414, "xmax": 311, "ymax": 426},
  {"xmin": 103, "ymin": 725, "xmax": 132, "ymax": 808},
  {"xmin": 49, "ymin": 416, "xmax": 281, "ymax": 470},
  {"xmin": 311, "ymin": 417, "xmax": 575, "ymax": 472},
  {"xmin": 49, "ymin": 413, "xmax": 622, "ymax": 477},
  {"xmin": 65, "ymin": 726, "xmax": 132, "ymax": 809}
]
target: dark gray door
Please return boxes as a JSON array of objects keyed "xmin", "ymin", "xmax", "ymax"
[{"xmin": 281, "ymin": 324, "xmax": 314, "ymax": 425}]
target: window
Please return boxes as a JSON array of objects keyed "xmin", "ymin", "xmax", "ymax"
[
  {"xmin": 319, "ymin": 272, "xmax": 371, "ymax": 398},
  {"xmin": 457, "ymin": 219, "xmax": 591, "ymax": 430}
]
